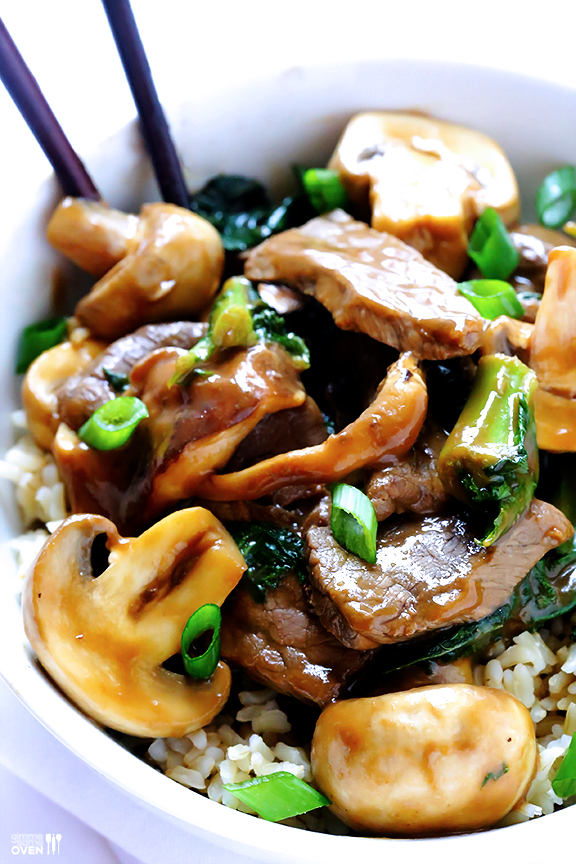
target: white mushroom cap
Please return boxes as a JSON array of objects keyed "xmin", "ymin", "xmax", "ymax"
[
  {"xmin": 328, "ymin": 111, "xmax": 519, "ymax": 278},
  {"xmin": 23, "ymin": 507, "xmax": 246, "ymax": 737}
]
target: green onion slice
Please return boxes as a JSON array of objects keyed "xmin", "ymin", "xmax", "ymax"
[
  {"xmin": 102, "ymin": 367, "xmax": 129, "ymax": 392},
  {"xmin": 331, "ymin": 483, "xmax": 377, "ymax": 564},
  {"xmin": 16, "ymin": 316, "xmax": 68, "ymax": 374},
  {"xmin": 551, "ymin": 734, "xmax": 576, "ymax": 798},
  {"xmin": 181, "ymin": 603, "xmax": 221, "ymax": 680},
  {"xmin": 78, "ymin": 396, "xmax": 148, "ymax": 450},
  {"xmin": 210, "ymin": 276, "xmax": 257, "ymax": 349},
  {"xmin": 223, "ymin": 771, "xmax": 330, "ymax": 821},
  {"xmin": 457, "ymin": 280, "xmax": 524, "ymax": 320},
  {"xmin": 301, "ymin": 168, "xmax": 348, "ymax": 214},
  {"xmin": 468, "ymin": 208, "xmax": 520, "ymax": 280},
  {"xmin": 536, "ymin": 166, "xmax": 576, "ymax": 229}
]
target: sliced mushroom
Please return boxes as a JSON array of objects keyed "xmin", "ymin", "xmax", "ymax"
[
  {"xmin": 136, "ymin": 342, "xmax": 309, "ymax": 518},
  {"xmin": 48, "ymin": 199, "xmax": 224, "ymax": 341},
  {"xmin": 328, "ymin": 111, "xmax": 519, "ymax": 278},
  {"xmin": 22, "ymin": 336, "xmax": 106, "ymax": 450},
  {"xmin": 46, "ymin": 198, "xmax": 139, "ymax": 277},
  {"xmin": 23, "ymin": 508, "xmax": 246, "ymax": 737},
  {"xmin": 479, "ymin": 315, "xmax": 533, "ymax": 366},
  {"xmin": 531, "ymin": 246, "xmax": 576, "ymax": 450},
  {"xmin": 195, "ymin": 352, "xmax": 427, "ymax": 501}
]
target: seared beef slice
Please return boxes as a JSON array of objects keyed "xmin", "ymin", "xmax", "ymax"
[
  {"xmin": 307, "ymin": 500, "xmax": 573, "ymax": 650},
  {"xmin": 245, "ymin": 210, "xmax": 483, "ymax": 359},
  {"xmin": 220, "ymin": 575, "xmax": 372, "ymax": 706}
]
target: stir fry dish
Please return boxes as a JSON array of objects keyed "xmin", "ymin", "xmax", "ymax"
[{"xmin": 10, "ymin": 109, "xmax": 576, "ymax": 837}]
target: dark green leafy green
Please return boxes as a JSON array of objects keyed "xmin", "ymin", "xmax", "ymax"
[
  {"xmin": 251, "ymin": 306, "xmax": 310, "ymax": 371},
  {"xmin": 536, "ymin": 166, "xmax": 576, "ymax": 229},
  {"xmin": 230, "ymin": 522, "xmax": 307, "ymax": 602},
  {"xmin": 181, "ymin": 603, "xmax": 221, "ymax": 680},
  {"xmin": 16, "ymin": 317, "xmax": 68, "ymax": 374},
  {"xmin": 481, "ymin": 763, "xmax": 509, "ymax": 788},
  {"xmin": 189, "ymin": 174, "xmax": 314, "ymax": 252},
  {"xmin": 468, "ymin": 208, "xmax": 520, "ymax": 280},
  {"xmin": 552, "ymin": 733, "xmax": 576, "ymax": 798},
  {"xmin": 223, "ymin": 772, "xmax": 330, "ymax": 821},
  {"xmin": 375, "ymin": 536, "xmax": 576, "ymax": 676},
  {"xmin": 102, "ymin": 368, "xmax": 129, "ymax": 392}
]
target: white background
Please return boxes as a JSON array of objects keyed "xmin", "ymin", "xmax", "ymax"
[{"xmin": 1, "ymin": 0, "xmax": 576, "ymax": 862}]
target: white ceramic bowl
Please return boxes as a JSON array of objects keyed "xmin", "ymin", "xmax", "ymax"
[{"xmin": 1, "ymin": 59, "xmax": 576, "ymax": 864}]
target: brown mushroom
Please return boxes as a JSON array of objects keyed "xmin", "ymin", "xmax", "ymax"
[
  {"xmin": 22, "ymin": 336, "xmax": 106, "ymax": 450},
  {"xmin": 531, "ymin": 246, "xmax": 576, "ymax": 450},
  {"xmin": 479, "ymin": 315, "xmax": 533, "ymax": 366},
  {"xmin": 328, "ymin": 111, "xmax": 519, "ymax": 278},
  {"xmin": 311, "ymin": 685, "xmax": 537, "ymax": 835},
  {"xmin": 46, "ymin": 198, "xmax": 139, "ymax": 277},
  {"xmin": 47, "ymin": 199, "xmax": 224, "ymax": 341},
  {"xmin": 23, "ymin": 508, "xmax": 246, "ymax": 737},
  {"xmin": 195, "ymin": 352, "xmax": 427, "ymax": 501}
]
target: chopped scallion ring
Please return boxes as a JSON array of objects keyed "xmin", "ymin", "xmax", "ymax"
[
  {"xmin": 223, "ymin": 771, "xmax": 330, "ymax": 821},
  {"xmin": 331, "ymin": 483, "xmax": 377, "ymax": 564},
  {"xmin": 536, "ymin": 166, "xmax": 576, "ymax": 229},
  {"xmin": 468, "ymin": 208, "xmax": 519, "ymax": 280},
  {"xmin": 181, "ymin": 603, "xmax": 221, "ymax": 680},
  {"xmin": 16, "ymin": 316, "xmax": 68, "ymax": 374},
  {"xmin": 551, "ymin": 733, "xmax": 576, "ymax": 798},
  {"xmin": 457, "ymin": 279, "xmax": 524, "ymax": 320},
  {"xmin": 78, "ymin": 396, "xmax": 148, "ymax": 450},
  {"xmin": 301, "ymin": 168, "xmax": 348, "ymax": 214}
]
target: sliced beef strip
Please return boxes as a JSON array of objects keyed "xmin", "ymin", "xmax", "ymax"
[
  {"xmin": 366, "ymin": 425, "xmax": 449, "ymax": 521},
  {"xmin": 220, "ymin": 574, "xmax": 373, "ymax": 707},
  {"xmin": 245, "ymin": 209, "xmax": 483, "ymax": 360},
  {"xmin": 223, "ymin": 396, "xmax": 328, "ymax": 473},
  {"xmin": 57, "ymin": 321, "xmax": 207, "ymax": 430},
  {"xmin": 306, "ymin": 499, "xmax": 573, "ymax": 650}
]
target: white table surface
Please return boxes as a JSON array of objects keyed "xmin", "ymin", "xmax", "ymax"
[{"xmin": 1, "ymin": 0, "xmax": 576, "ymax": 862}]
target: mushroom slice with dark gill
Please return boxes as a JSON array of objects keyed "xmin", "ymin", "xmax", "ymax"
[
  {"xmin": 306, "ymin": 500, "xmax": 573, "ymax": 650},
  {"xmin": 245, "ymin": 210, "xmax": 483, "ymax": 359},
  {"xmin": 23, "ymin": 508, "xmax": 246, "ymax": 737}
]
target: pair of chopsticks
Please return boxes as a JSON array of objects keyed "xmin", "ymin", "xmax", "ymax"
[{"xmin": 0, "ymin": 0, "xmax": 188, "ymax": 207}]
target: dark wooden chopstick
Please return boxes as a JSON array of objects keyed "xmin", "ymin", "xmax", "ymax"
[
  {"xmin": 100, "ymin": 0, "xmax": 189, "ymax": 209},
  {"xmin": 0, "ymin": 16, "xmax": 100, "ymax": 200}
]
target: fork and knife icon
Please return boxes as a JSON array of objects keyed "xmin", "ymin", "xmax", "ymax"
[{"xmin": 45, "ymin": 833, "xmax": 61, "ymax": 855}]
